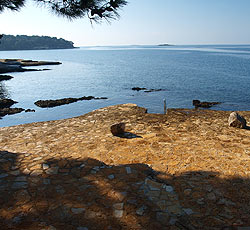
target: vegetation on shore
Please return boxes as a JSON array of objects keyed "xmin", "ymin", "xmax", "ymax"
[{"xmin": 0, "ymin": 35, "xmax": 76, "ymax": 51}]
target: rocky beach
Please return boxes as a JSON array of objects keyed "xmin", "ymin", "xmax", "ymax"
[{"xmin": 0, "ymin": 103, "xmax": 249, "ymax": 230}]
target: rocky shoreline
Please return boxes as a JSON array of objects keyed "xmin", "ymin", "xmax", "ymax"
[
  {"xmin": 0, "ymin": 59, "xmax": 61, "ymax": 74},
  {"xmin": 0, "ymin": 104, "xmax": 249, "ymax": 230}
]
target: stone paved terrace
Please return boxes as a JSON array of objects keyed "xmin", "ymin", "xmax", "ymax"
[{"xmin": 0, "ymin": 103, "xmax": 250, "ymax": 230}]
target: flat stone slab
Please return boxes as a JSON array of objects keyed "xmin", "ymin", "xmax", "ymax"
[{"xmin": 0, "ymin": 104, "xmax": 249, "ymax": 229}]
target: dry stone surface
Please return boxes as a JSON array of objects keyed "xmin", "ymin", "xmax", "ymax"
[{"xmin": 0, "ymin": 103, "xmax": 250, "ymax": 230}]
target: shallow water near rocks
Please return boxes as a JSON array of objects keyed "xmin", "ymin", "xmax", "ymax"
[{"xmin": 0, "ymin": 44, "xmax": 250, "ymax": 127}]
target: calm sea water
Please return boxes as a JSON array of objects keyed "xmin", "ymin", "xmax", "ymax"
[{"xmin": 0, "ymin": 45, "xmax": 250, "ymax": 127}]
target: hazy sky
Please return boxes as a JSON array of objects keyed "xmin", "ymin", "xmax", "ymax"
[{"xmin": 1, "ymin": 0, "xmax": 250, "ymax": 46}]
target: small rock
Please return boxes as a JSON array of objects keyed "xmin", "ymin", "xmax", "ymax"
[
  {"xmin": 46, "ymin": 167, "xmax": 58, "ymax": 175},
  {"xmin": 25, "ymin": 109, "xmax": 35, "ymax": 112},
  {"xmin": 183, "ymin": 189, "xmax": 192, "ymax": 196},
  {"xmin": 71, "ymin": 208, "xmax": 85, "ymax": 214},
  {"xmin": 80, "ymin": 163, "xmax": 85, "ymax": 168},
  {"xmin": 125, "ymin": 166, "xmax": 132, "ymax": 174},
  {"xmin": 9, "ymin": 170, "xmax": 20, "ymax": 176},
  {"xmin": 110, "ymin": 123, "xmax": 125, "ymax": 136},
  {"xmin": 207, "ymin": 192, "xmax": 216, "ymax": 201},
  {"xmin": 23, "ymin": 168, "xmax": 30, "ymax": 174},
  {"xmin": 163, "ymin": 185, "xmax": 174, "ymax": 193},
  {"xmin": 197, "ymin": 198, "xmax": 205, "ymax": 205},
  {"xmin": 113, "ymin": 209, "xmax": 123, "ymax": 218},
  {"xmin": 92, "ymin": 166, "xmax": 100, "ymax": 171},
  {"xmin": 146, "ymin": 178, "xmax": 162, "ymax": 191},
  {"xmin": 15, "ymin": 176, "xmax": 27, "ymax": 182},
  {"xmin": 228, "ymin": 112, "xmax": 247, "ymax": 129},
  {"xmin": 132, "ymin": 87, "xmax": 147, "ymax": 91},
  {"xmin": 12, "ymin": 182, "xmax": 28, "ymax": 189},
  {"xmin": 43, "ymin": 178, "xmax": 51, "ymax": 185},
  {"xmin": 136, "ymin": 205, "xmax": 147, "ymax": 216},
  {"xmin": 113, "ymin": 203, "xmax": 124, "ymax": 210},
  {"xmin": 108, "ymin": 174, "xmax": 115, "ymax": 180},
  {"xmin": 183, "ymin": 208, "xmax": 194, "ymax": 215},
  {"xmin": 33, "ymin": 157, "xmax": 42, "ymax": 161},
  {"xmin": 42, "ymin": 163, "xmax": 50, "ymax": 170}
]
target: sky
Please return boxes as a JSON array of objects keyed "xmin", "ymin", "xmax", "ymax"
[{"xmin": 1, "ymin": 0, "xmax": 250, "ymax": 46}]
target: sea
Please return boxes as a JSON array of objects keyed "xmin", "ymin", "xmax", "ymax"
[{"xmin": 0, "ymin": 44, "xmax": 250, "ymax": 127}]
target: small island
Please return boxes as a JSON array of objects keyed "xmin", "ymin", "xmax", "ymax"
[
  {"xmin": 0, "ymin": 35, "xmax": 76, "ymax": 51},
  {"xmin": 158, "ymin": 43, "xmax": 173, "ymax": 46}
]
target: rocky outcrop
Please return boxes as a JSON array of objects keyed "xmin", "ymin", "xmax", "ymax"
[
  {"xmin": 0, "ymin": 107, "xmax": 24, "ymax": 117},
  {"xmin": 0, "ymin": 59, "xmax": 61, "ymax": 74},
  {"xmin": 228, "ymin": 112, "xmax": 247, "ymax": 129},
  {"xmin": 35, "ymin": 96, "xmax": 108, "ymax": 108},
  {"xmin": 0, "ymin": 99, "xmax": 17, "ymax": 109},
  {"xmin": 132, "ymin": 87, "xmax": 147, "ymax": 91},
  {"xmin": 132, "ymin": 87, "xmax": 164, "ymax": 93},
  {"xmin": 193, "ymin": 100, "xmax": 220, "ymax": 108},
  {"xmin": 0, "ymin": 99, "xmax": 26, "ymax": 118},
  {"xmin": 0, "ymin": 75, "xmax": 13, "ymax": 81}
]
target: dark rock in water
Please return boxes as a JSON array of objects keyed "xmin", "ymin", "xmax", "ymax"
[
  {"xmin": 78, "ymin": 96, "xmax": 95, "ymax": 101},
  {"xmin": 144, "ymin": 89, "xmax": 164, "ymax": 93},
  {"xmin": 0, "ymin": 62, "xmax": 23, "ymax": 74},
  {"xmin": 228, "ymin": 112, "xmax": 247, "ymax": 129},
  {"xmin": 193, "ymin": 100, "xmax": 221, "ymax": 108},
  {"xmin": 0, "ymin": 75, "xmax": 13, "ymax": 81},
  {"xmin": 192, "ymin": 100, "xmax": 201, "ymax": 107},
  {"xmin": 25, "ymin": 109, "xmax": 35, "ymax": 113},
  {"xmin": 35, "ymin": 98, "xmax": 78, "ymax": 108},
  {"xmin": 0, "ymin": 108, "xmax": 24, "ymax": 117},
  {"xmin": 0, "ymin": 99, "xmax": 17, "ymax": 109},
  {"xmin": 94, "ymin": 97, "xmax": 108, "ymax": 100},
  {"xmin": 132, "ymin": 87, "xmax": 147, "ymax": 91},
  {"xmin": 35, "ymin": 96, "xmax": 108, "ymax": 108},
  {"xmin": 132, "ymin": 87, "xmax": 164, "ymax": 93},
  {"xmin": 110, "ymin": 123, "xmax": 125, "ymax": 136}
]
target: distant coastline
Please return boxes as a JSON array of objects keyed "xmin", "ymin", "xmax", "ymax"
[{"xmin": 0, "ymin": 35, "xmax": 77, "ymax": 51}]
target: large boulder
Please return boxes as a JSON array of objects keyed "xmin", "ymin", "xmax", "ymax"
[
  {"xmin": 110, "ymin": 123, "xmax": 125, "ymax": 136},
  {"xmin": 228, "ymin": 112, "xmax": 247, "ymax": 129}
]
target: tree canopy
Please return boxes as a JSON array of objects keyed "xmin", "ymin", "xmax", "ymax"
[
  {"xmin": 0, "ymin": 35, "xmax": 75, "ymax": 50},
  {"xmin": 0, "ymin": 0, "xmax": 127, "ymax": 22}
]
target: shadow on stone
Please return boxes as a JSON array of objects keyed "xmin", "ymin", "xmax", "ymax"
[
  {"xmin": 0, "ymin": 150, "xmax": 250, "ymax": 230},
  {"xmin": 114, "ymin": 132, "xmax": 143, "ymax": 139}
]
